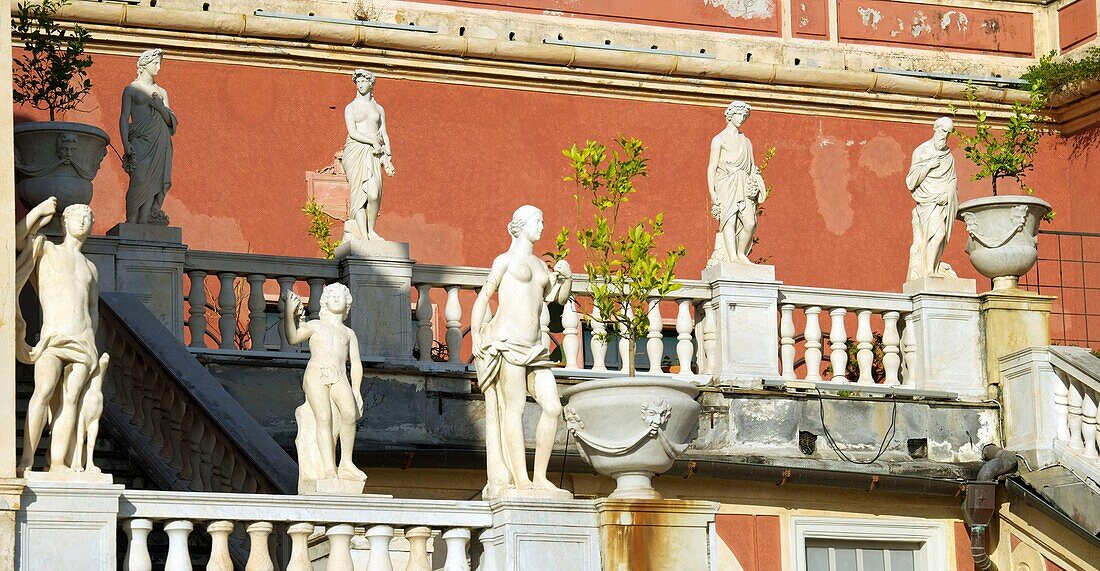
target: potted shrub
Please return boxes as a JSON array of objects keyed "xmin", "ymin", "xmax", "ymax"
[
  {"xmin": 555, "ymin": 137, "xmax": 698, "ymax": 500},
  {"xmin": 953, "ymin": 83, "xmax": 1053, "ymax": 290},
  {"xmin": 13, "ymin": 0, "xmax": 109, "ymax": 226}
]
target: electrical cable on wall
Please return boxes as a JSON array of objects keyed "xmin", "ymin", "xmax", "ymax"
[{"xmin": 815, "ymin": 389, "xmax": 898, "ymax": 465}]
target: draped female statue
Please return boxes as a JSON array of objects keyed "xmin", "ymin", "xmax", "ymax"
[{"xmin": 120, "ymin": 48, "xmax": 178, "ymax": 225}]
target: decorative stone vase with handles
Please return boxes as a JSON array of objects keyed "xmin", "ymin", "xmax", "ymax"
[
  {"xmin": 956, "ymin": 195, "xmax": 1052, "ymax": 290},
  {"xmin": 14, "ymin": 121, "xmax": 109, "ymax": 231},
  {"xmin": 562, "ymin": 377, "xmax": 700, "ymax": 499}
]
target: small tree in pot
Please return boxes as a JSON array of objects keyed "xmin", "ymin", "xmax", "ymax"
[
  {"xmin": 13, "ymin": 0, "xmax": 109, "ymax": 227},
  {"xmin": 952, "ymin": 83, "xmax": 1054, "ymax": 290},
  {"xmin": 555, "ymin": 137, "xmax": 700, "ymax": 499}
]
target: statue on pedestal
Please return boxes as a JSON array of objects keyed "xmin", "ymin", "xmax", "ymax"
[
  {"xmin": 707, "ymin": 101, "xmax": 767, "ymax": 266},
  {"xmin": 120, "ymin": 48, "xmax": 178, "ymax": 225},
  {"xmin": 906, "ymin": 117, "xmax": 959, "ymax": 281},
  {"xmin": 282, "ymin": 284, "xmax": 367, "ymax": 493},
  {"xmin": 471, "ymin": 206, "xmax": 572, "ymax": 500},
  {"xmin": 340, "ymin": 69, "xmax": 395, "ymax": 243},
  {"xmin": 16, "ymin": 197, "xmax": 110, "ymax": 477}
]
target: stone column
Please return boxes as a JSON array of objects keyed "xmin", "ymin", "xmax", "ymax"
[
  {"xmin": 107, "ymin": 227, "xmax": 187, "ymax": 340},
  {"xmin": 479, "ymin": 499, "xmax": 601, "ymax": 571},
  {"xmin": 702, "ymin": 263, "xmax": 781, "ymax": 387},
  {"xmin": 979, "ymin": 290, "xmax": 1053, "ymax": 389},
  {"xmin": 1, "ymin": 0, "xmax": 17, "ymax": 480},
  {"xmin": 14, "ymin": 481, "xmax": 125, "ymax": 570},
  {"xmin": 338, "ymin": 244, "xmax": 415, "ymax": 361},
  {"xmin": 594, "ymin": 499, "xmax": 719, "ymax": 571},
  {"xmin": 908, "ymin": 291, "xmax": 985, "ymax": 399}
]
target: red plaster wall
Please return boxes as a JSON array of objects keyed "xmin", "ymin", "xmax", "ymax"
[
  {"xmin": 837, "ymin": 0, "xmax": 1034, "ymax": 56},
  {"xmin": 954, "ymin": 522, "xmax": 976, "ymax": 571},
  {"xmin": 716, "ymin": 514, "xmax": 782, "ymax": 570},
  {"xmin": 418, "ymin": 0, "xmax": 781, "ymax": 35},
  {"xmin": 13, "ymin": 54, "xmax": 1091, "ymax": 293},
  {"xmin": 793, "ymin": 0, "xmax": 831, "ymax": 40},
  {"xmin": 1058, "ymin": 0, "xmax": 1098, "ymax": 52}
]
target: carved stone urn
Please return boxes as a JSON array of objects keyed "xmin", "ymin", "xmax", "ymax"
[
  {"xmin": 562, "ymin": 377, "xmax": 700, "ymax": 499},
  {"xmin": 956, "ymin": 195, "xmax": 1052, "ymax": 290},
  {"xmin": 14, "ymin": 122, "xmax": 110, "ymax": 230}
]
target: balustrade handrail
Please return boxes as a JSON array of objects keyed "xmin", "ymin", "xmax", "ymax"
[
  {"xmin": 119, "ymin": 490, "xmax": 493, "ymax": 527},
  {"xmin": 185, "ymin": 250, "xmax": 340, "ymax": 280},
  {"xmin": 1048, "ymin": 346, "xmax": 1100, "ymax": 394},
  {"xmin": 778, "ymin": 285, "xmax": 913, "ymax": 313},
  {"xmin": 411, "ymin": 264, "xmax": 712, "ymax": 300}
]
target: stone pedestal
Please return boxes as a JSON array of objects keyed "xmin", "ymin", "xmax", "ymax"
[
  {"xmin": 15, "ymin": 480, "xmax": 124, "ymax": 571},
  {"xmin": 908, "ymin": 291, "xmax": 984, "ymax": 398},
  {"xmin": 980, "ymin": 289, "xmax": 1053, "ymax": 389},
  {"xmin": 902, "ymin": 275, "xmax": 976, "ymax": 295},
  {"xmin": 107, "ymin": 223, "xmax": 186, "ymax": 340},
  {"xmin": 0, "ymin": 480, "xmax": 26, "ymax": 571},
  {"xmin": 594, "ymin": 499, "xmax": 719, "ymax": 571},
  {"xmin": 478, "ymin": 499, "xmax": 601, "ymax": 571},
  {"xmin": 339, "ymin": 250, "xmax": 415, "ymax": 361},
  {"xmin": 702, "ymin": 263, "xmax": 781, "ymax": 387},
  {"xmin": 334, "ymin": 239, "xmax": 409, "ymax": 260},
  {"xmin": 299, "ymin": 477, "xmax": 366, "ymax": 496}
]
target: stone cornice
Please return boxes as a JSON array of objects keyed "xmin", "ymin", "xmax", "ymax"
[{"xmin": 19, "ymin": 2, "xmax": 1092, "ymax": 129}]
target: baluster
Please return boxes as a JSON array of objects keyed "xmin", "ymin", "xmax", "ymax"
[
  {"xmin": 1083, "ymin": 387, "xmax": 1098, "ymax": 458},
  {"xmin": 276, "ymin": 276, "xmax": 297, "ymax": 352},
  {"xmin": 366, "ymin": 524, "xmax": 396, "ymax": 571},
  {"xmin": 245, "ymin": 522, "xmax": 275, "ymax": 571},
  {"xmin": 445, "ymin": 285, "xmax": 463, "ymax": 363},
  {"xmin": 676, "ymin": 300, "xmax": 693, "ymax": 374},
  {"xmin": 326, "ymin": 524, "xmax": 356, "ymax": 571},
  {"xmin": 882, "ymin": 312, "xmax": 901, "ymax": 386},
  {"xmin": 206, "ymin": 521, "xmax": 234, "ymax": 571},
  {"xmin": 828, "ymin": 308, "xmax": 847, "ymax": 382},
  {"xmin": 1054, "ymin": 370, "xmax": 1071, "ymax": 442},
  {"xmin": 404, "ymin": 526, "xmax": 432, "ymax": 571},
  {"xmin": 589, "ymin": 305, "xmax": 608, "ymax": 371},
  {"xmin": 1069, "ymin": 378, "xmax": 1084, "ymax": 449},
  {"xmin": 780, "ymin": 304, "xmax": 796, "ymax": 380},
  {"xmin": 187, "ymin": 270, "xmax": 208, "ymax": 348},
  {"xmin": 702, "ymin": 302, "xmax": 717, "ymax": 376},
  {"xmin": 287, "ymin": 523, "xmax": 315, "ymax": 571},
  {"xmin": 646, "ymin": 297, "xmax": 664, "ymax": 374},
  {"xmin": 416, "ymin": 284, "xmax": 434, "ymax": 362},
  {"xmin": 217, "ymin": 272, "xmax": 238, "ymax": 350},
  {"xmin": 307, "ymin": 278, "xmax": 326, "ymax": 321},
  {"xmin": 901, "ymin": 316, "xmax": 917, "ymax": 388},
  {"xmin": 619, "ymin": 306, "xmax": 633, "ymax": 373},
  {"xmin": 164, "ymin": 520, "xmax": 194, "ymax": 571},
  {"xmin": 442, "ymin": 528, "xmax": 472, "ymax": 571},
  {"xmin": 477, "ymin": 529, "xmax": 497, "ymax": 571},
  {"xmin": 123, "ymin": 519, "xmax": 153, "ymax": 571},
  {"xmin": 246, "ymin": 274, "xmax": 267, "ymax": 351},
  {"xmin": 803, "ymin": 307, "xmax": 823, "ymax": 381},
  {"xmin": 693, "ymin": 303, "xmax": 708, "ymax": 375},
  {"xmin": 561, "ymin": 299, "xmax": 581, "ymax": 369},
  {"xmin": 855, "ymin": 310, "xmax": 873, "ymax": 384}
]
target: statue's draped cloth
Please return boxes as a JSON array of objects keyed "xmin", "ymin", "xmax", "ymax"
[
  {"xmin": 474, "ymin": 337, "xmax": 554, "ymax": 392},
  {"xmin": 906, "ymin": 143, "xmax": 957, "ymax": 279},
  {"xmin": 340, "ymin": 136, "xmax": 382, "ymax": 220},
  {"xmin": 125, "ymin": 102, "xmax": 176, "ymax": 220},
  {"xmin": 714, "ymin": 133, "xmax": 763, "ymax": 234}
]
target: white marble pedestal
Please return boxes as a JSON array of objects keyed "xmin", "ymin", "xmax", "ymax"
[
  {"xmin": 594, "ymin": 498, "xmax": 719, "ymax": 571},
  {"xmin": 902, "ymin": 275, "xmax": 976, "ymax": 295},
  {"xmin": 15, "ymin": 480, "xmax": 124, "ymax": 571},
  {"xmin": 478, "ymin": 498, "xmax": 601, "ymax": 571},
  {"xmin": 702, "ymin": 262, "xmax": 781, "ymax": 387}
]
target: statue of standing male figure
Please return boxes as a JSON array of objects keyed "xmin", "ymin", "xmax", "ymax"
[
  {"xmin": 16, "ymin": 197, "xmax": 110, "ymax": 479},
  {"xmin": 707, "ymin": 101, "xmax": 767, "ymax": 266},
  {"xmin": 120, "ymin": 48, "xmax": 178, "ymax": 226},
  {"xmin": 905, "ymin": 117, "xmax": 959, "ymax": 282},
  {"xmin": 341, "ymin": 69, "xmax": 395, "ymax": 243}
]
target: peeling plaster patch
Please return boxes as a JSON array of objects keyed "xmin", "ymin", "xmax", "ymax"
[
  {"xmin": 941, "ymin": 11, "xmax": 969, "ymax": 33},
  {"xmin": 809, "ymin": 136, "xmax": 854, "ymax": 236},
  {"xmin": 703, "ymin": 0, "xmax": 775, "ymax": 20},
  {"xmin": 741, "ymin": 399, "xmax": 788, "ymax": 422},
  {"xmin": 954, "ymin": 412, "xmax": 997, "ymax": 462},
  {"xmin": 982, "ymin": 18, "xmax": 1001, "ymax": 34},
  {"xmin": 857, "ymin": 7, "xmax": 882, "ymax": 29},
  {"xmin": 890, "ymin": 17, "xmax": 905, "ymax": 38},
  {"xmin": 857, "ymin": 135, "xmax": 904, "ymax": 178},
  {"xmin": 798, "ymin": 2, "xmax": 809, "ymax": 28},
  {"xmin": 911, "ymin": 11, "xmax": 932, "ymax": 38},
  {"xmin": 543, "ymin": 10, "xmax": 563, "ymax": 16}
]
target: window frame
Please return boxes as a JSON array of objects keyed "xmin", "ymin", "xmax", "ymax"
[{"xmin": 789, "ymin": 516, "xmax": 948, "ymax": 571}]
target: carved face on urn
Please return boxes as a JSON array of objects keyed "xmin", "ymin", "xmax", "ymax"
[
  {"xmin": 508, "ymin": 205, "xmax": 544, "ymax": 244},
  {"xmin": 62, "ymin": 204, "xmax": 93, "ymax": 240},
  {"xmin": 56, "ymin": 133, "xmax": 78, "ymax": 161},
  {"xmin": 932, "ymin": 117, "xmax": 953, "ymax": 152}
]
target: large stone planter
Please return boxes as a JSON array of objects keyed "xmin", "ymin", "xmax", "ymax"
[
  {"xmin": 14, "ymin": 121, "xmax": 110, "ymax": 226},
  {"xmin": 957, "ymin": 195, "xmax": 1052, "ymax": 290},
  {"xmin": 562, "ymin": 377, "xmax": 700, "ymax": 499}
]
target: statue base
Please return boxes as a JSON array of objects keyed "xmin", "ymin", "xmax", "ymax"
[
  {"xmin": 299, "ymin": 477, "xmax": 379, "ymax": 496},
  {"xmin": 494, "ymin": 487, "xmax": 574, "ymax": 501},
  {"xmin": 702, "ymin": 261, "xmax": 776, "ymax": 282},
  {"xmin": 334, "ymin": 239, "xmax": 410, "ymax": 260},
  {"xmin": 903, "ymin": 275, "xmax": 977, "ymax": 294},
  {"xmin": 480, "ymin": 498, "xmax": 601, "ymax": 570},
  {"xmin": 107, "ymin": 223, "xmax": 183, "ymax": 244},
  {"xmin": 23, "ymin": 469, "xmax": 113, "ymax": 485}
]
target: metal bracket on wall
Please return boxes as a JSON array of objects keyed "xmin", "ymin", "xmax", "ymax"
[
  {"xmin": 543, "ymin": 36, "xmax": 716, "ymax": 60},
  {"xmin": 253, "ymin": 9, "xmax": 439, "ymax": 34}
]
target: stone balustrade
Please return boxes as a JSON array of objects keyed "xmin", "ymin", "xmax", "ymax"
[
  {"xmin": 118, "ymin": 490, "xmax": 491, "ymax": 571},
  {"xmin": 777, "ymin": 286, "xmax": 916, "ymax": 387}
]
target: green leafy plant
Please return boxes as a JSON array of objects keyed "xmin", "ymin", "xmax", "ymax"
[
  {"xmin": 302, "ymin": 198, "xmax": 339, "ymax": 259},
  {"xmin": 12, "ymin": 0, "xmax": 94, "ymax": 121},
  {"xmin": 751, "ymin": 146, "xmax": 777, "ymax": 263},
  {"xmin": 558, "ymin": 136, "xmax": 686, "ymax": 377},
  {"xmin": 953, "ymin": 83, "xmax": 1049, "ymax": 199},
  {"xmin": 1022, "ymin": 47, "xmax": 1100, "ymax": 101}
]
